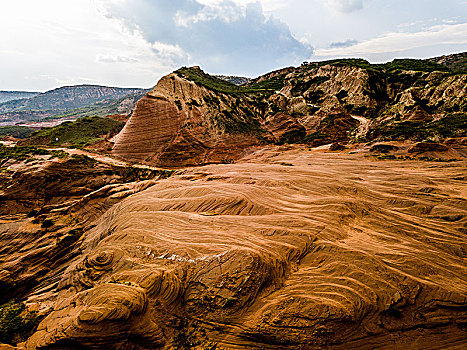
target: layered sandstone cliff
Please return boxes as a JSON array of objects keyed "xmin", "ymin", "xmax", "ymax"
[{"xmin": 112, "ymin": 71, "xmax": 263, "ymax": 167}]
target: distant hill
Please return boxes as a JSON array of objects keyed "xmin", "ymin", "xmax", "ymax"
[
  {"xmin": 21, "ymin": 115, "xmax": 125, "ymax": 147},
  {"xmin": 215, "ymin": 75, "xmax": 251, "ymax": 86},
  {"xmin": 0, "ymin": 85, "xmax": 148, "ymax": 125},
  {"xmin": 0, "ymin": 91, "xmax": 39, "ymax": 103},
  {"xmin": 0, "ymin": 125, "xmax": 35, "ymax": 139},
  {"xmin": 428, "ymin": 52, "xmax": 467, "ymax": 73}
]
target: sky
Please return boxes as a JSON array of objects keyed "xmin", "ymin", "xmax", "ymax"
[{"xmin": 0, "ymin": 0, "xmax": 466, "ymax": 91}]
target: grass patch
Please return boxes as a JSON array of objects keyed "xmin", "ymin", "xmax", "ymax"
[
  {"xmin": 308, "ymin": 57, "xmax": 451, "ymax": 73},
  {"xmin": 176, "ymin": 67, "xmax": 282, "ymax": 94},
  {"xmin": 0, "ymin": 126, "xmax": 35, "ymax": 139},
  {"xmin": 213, "ymin": 109, "xmax": 262, "ymax": 135},
  {"xmin": 0, "ymin": 145, "xmax": 50, "ymax": 163},
  {"xmin": 24, "ymin": 116, "xmax": 125, "ymax": 147},
  {"xmin": 278, "ymin": 129, "xmax": 306, "ymax": 145},
  {"xmin": 247, "ymin": 73, "xmax": 288, "ymax": 91},
  {"xmin": 304, "ymin": 132, "xmax": 327, "ymax": 143},
  {"xmin": 370, "ymin": 144, "xmax": 399, "ymax": 153},
  {"xmin": 375, "ymin": 154, "xmax": 460, "ymax": 162},
  {"xmin": 368, "ymin": 113, "xmax": 467, "ymax": 141},
  {"xmin": 0, "ymin": 301, "xmax": 43, "ymax": 345}
]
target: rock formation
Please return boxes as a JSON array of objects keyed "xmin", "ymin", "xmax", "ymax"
[
  {"xmin": 1, "ymin": 146, "xmax": 465, "ymax": 349},
  {"xmin": 1, "ymin": 54, "xmax": 466, "ymax": 349},
  {"xmin": 113, "ymin": 56, "xmax": 466, "ymax": 167}
]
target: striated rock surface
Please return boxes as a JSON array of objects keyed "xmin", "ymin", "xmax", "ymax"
[
  {"xmin": 2, "ymin": 146, "xmax": 466, "ymax": 349},
  {"xmin": 112, "ymin": 71, "xmax": 263, "ymax": 167}
]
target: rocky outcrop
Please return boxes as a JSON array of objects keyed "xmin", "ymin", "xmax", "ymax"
[
  {"xmin": 112, "ymin": 72, "xmax": 263, "ymax": 167},
  {"xmin": 112, "ymin": 94, "xmax": 186, "ymax": 164}
]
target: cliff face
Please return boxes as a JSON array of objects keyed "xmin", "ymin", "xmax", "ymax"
[
  {"xmin": 112, "ymin": 72, "xmax": 264, "ymax": 167},
  {"xmin": 113, "ymin": 56, "xmax": 466, "ymax": 167}
]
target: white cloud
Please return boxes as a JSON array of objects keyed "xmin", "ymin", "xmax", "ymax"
[
  {"xmin": 0, "ymin": 0, "xmax": 180, "ymax": 90},
  {"xmin": 326, "ymin": 0, "xmax": 364, "ymax": 14},
  {"xmin": 98, "ymin": 0, "xmax": 313, "ymax": 76},
  {"xmin": 197, "ymin": 0, "xmax": 287, "ymax": 12},
  {"xmin": 96, "ymin": 54, "xmax": 138, "ymax": 63},
  {"xmin": 0, "ymin": 0, "xmax": 465, "ymax": 91},
  {"xmin": 315, "ymin": 23, "xmax": 467, "ymax": 58}
]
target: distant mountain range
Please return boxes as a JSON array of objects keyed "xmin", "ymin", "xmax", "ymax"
[
  {"xmin": 215, "ymin": 75, "xmax": 251, "ymax": 85},
  {"xmin": 0, "ymin": 85, "xmax": 149, "ymax": 126},
  {"xmin": 0, "ymin": 91, "xmax": 39, "ymax": 103}
]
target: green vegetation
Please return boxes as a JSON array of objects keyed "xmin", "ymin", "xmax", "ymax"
[
  {"xmin": 370, "ymin": 144, "xmax": 399, "ymax": 153},
  {"xmin": 25, "ymin": 116, "xmax": 125, "ymax": 147},
  {"xmin": 278, "ymin": 129, "xmax": 306, "ymax": 145},
  {"xmin": 176, "ymin": 67, "xmax": 285, "ymax": 94},
  {"xmin": 429, "ymin": 52, "xmax": 467, "ymax": 73},
  {"xmin": 375, "ymin": 154, "xmax": 459, "ymax": 162},
  {"xmin": 213, "ymin": 109, "xmax": 262, "ymax": 135},
  {"xmin": 381, "ymin": 59, "xmax": 450, "ymax": 73},
  {"xmin": 307, "ymin": 57, "xmax": 451, "ymax": 73},
  {"xmin": 117, "ymin": 165, "xmax": 173, "ymax": 182},
  {"xmin": 280, "ymin": 162, "xmax": 294, "ymax": 166},
  {"xmin": 49, "ymin": 150, "xmax": 68, "ymax": 159},
  {"xmin": 0, "ymin": 126, "xmax": 35, "ymax": 139},
  {"xmin": 368, "ymin": 113, "xmax": 467, "ymax": 141},
  {"xmin": 176, "ymin": 67, "xmax": 249, "ymax": 94},
  {"xmin": 291, "ymin": 76, "xmax": 330, "ymax": 95},
  {"xmin": 303, "ymin": 132, "xmax": 327, "ymax": 143},
  {"xmin": 0, "ymin": 145, "xmax": 51, "ymax": 163},
  {"xmin": 69, "ymin": 154, "xmax": 97, "ymax": 166},
  {"xmin": 0, "ymin": 301, "xmax": 43, "ymax": 345},
  {"xmin": 247, "ymin": 73, "xmax": 288, "ymax": 91},
  {"xmin": 223, "ymin": 297, "xmax": 236, "ymax": 308}
]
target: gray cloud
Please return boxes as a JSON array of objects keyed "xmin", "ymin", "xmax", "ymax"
[
  {"xmin": 330, "ymin": 39, "xmax": 358, "ymax": 48},
  {"xmin": 327, "ymin": 0, "xmax": 364, "ymax": 13},
  {"xmin": 98, "ymin": 0, "xmax": 313, "ymax": 76}
]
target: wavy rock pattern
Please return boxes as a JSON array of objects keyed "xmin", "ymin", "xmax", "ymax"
[
  {"xmin": 112, "ymin": 74, "xmax": 262, "ymax": 167},
  {"xmin": 20, "ymin": 148, "xmax": 466, "ymax": 349}
]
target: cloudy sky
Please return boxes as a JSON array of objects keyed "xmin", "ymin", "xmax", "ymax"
[{"xmin": 1, "ymin": 0, "xmax": 466, "ymax": 91}]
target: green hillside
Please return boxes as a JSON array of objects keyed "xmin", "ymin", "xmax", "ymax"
[{"xmin": 22, "ymin": 116, "xmax": 125, "ymax": 147}]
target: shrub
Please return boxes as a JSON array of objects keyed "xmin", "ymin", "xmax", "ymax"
[
  {"xmin": 41, "ymin": 219, "xmax": 54, "ymax": 229},
  {"xmin": 0, "ymin": 301, "xmax": 43, "ymax": 345},
  {"xmin": 27, "ymin": 209, "xmax": 38, "ymax": 218},
  {"xmin": 370, "ymin": 144, "xmax": 399, "ymax": 153},
  {"xmin": 278, "ymin": 129, "xmax": 306, "ymax": 145}
]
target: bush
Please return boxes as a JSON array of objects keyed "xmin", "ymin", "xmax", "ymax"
[
  {"xmin": 370, "ymin": 144, "xmax": 399, "ymax": 153},
  {"xmin": 278, "ymin": 129, "xmax": 306, "ymax": 145},
  {"xmin": 0, "ymin": 301, "xmax": 43, "ymax": 345},
  {"xmin": 27, "ymin": 209, "xmax": 38, "ymax": 218},
  {"xmin": 0, "ymin": 126, "xmax": 35, "ymax": 139},
  {"xmin": 41, "ymin": 219, "xmax": 54, "ymax": 229}
]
